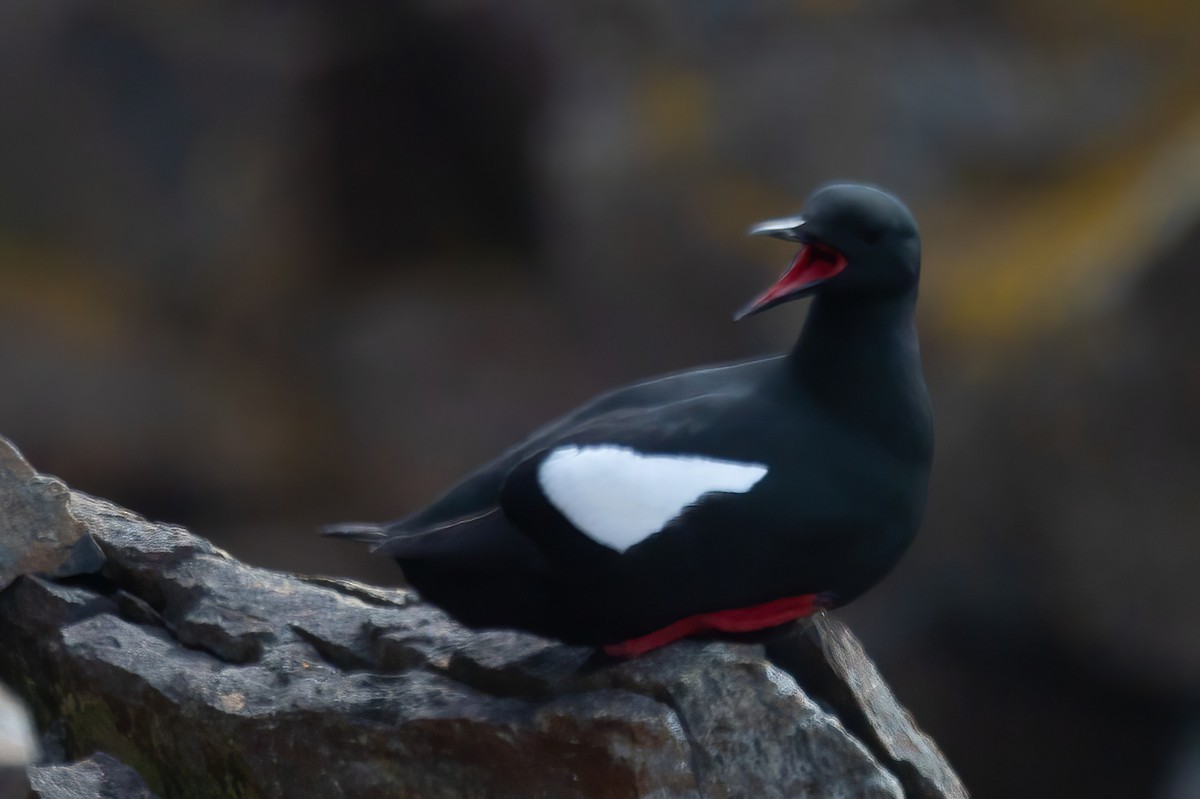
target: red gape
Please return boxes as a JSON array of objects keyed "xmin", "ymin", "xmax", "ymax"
[{"xmin": 602, "ymin": 594, "xmax": 824, "ymax": 658}]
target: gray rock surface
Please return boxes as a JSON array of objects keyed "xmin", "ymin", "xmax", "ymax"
[
  {"xmin": 28, "ymin": 752, "xmax": 158, "ymax": 799},
  {"xmin": 0, "ymin": 437, "xmax": 99, "ymax": 592},
  {"xmin": 0, "ymin": 443, "xmax": 966, "ymax": 799}
]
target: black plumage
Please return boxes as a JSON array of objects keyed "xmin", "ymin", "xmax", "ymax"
[{"xmin": 326, "ymin": 183, "xmax": 933, "ymax": 654}]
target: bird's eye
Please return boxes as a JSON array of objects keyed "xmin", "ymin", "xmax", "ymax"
[{"xmin": 863, "ymin": 229, "xmax": 882, "ymax": 244}]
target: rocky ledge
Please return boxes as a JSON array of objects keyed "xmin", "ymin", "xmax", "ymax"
[{"xmin": 0, "ymin": 437, "xmax": 966, "ymax": 799}]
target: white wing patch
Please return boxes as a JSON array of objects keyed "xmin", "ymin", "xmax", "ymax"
[{"xmin": 537, "ymin": 445, "xmax": 768, "ymax": 553}]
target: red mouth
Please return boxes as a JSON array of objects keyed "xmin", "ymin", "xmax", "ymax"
[{"xmin": 735, "ymin": 241, "xmax": 848, "ymax": 320}]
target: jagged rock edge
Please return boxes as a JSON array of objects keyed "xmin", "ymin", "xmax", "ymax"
[
  {"xmin": 82, "ymin": 486, "xmax": 899, "ymax": 793},
  {"xmin": 5, "ymin": 479, "xmax": 953, "ymax": 796},
  {"xmin": 46, "ymin": 495, "xmax": 719, "ymax": 788},
  {"xmin": 766, "ymin": 622, "xmax": 946, "ymax": 799}
]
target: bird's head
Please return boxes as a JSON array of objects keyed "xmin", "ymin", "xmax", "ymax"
[{"xmin": 735, "ymin": 183, "xmax": 920, "ymax": 320}]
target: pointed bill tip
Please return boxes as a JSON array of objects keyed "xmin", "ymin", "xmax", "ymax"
[
  {"xmin": 319, "ymin": 523, "xmax": 387, "ymax": 542},
  {"xmin": 748, "ymin": 216, "xmax": 806, "ymax": 241},
  {"xmin": 733, "ymin": 291, "xmax": 780, "ymax": 321},
  {"xmin": 732, "ymin": 301, "xmax": 761, "ymax": 322}
]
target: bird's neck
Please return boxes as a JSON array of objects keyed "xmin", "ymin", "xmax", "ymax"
[{"xmin": 787, "ymin": 289, "xmax": 931, "ymax": 457}]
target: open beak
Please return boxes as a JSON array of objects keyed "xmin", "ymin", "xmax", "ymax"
[{"xmin": 735, "ymin": 217, "xmax": 848, "ymax": 320}]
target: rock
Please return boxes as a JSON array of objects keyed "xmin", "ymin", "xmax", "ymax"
[
  {"xmin": 0, "ymin": 437, "xmax": 99, "ymax": 592},
  {"xmin": 768, "ymin": 618, "xmax": 968, "ymax": 799},
  {"xmin": 0, "ymin": 443, "xmax": 965, "ymax": 798},
  {"xmin": 28, "ymin": 751, "xmax": 158, "ymax": 798}
]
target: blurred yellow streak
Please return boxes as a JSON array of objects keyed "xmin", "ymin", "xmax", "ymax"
[
  {"xmin": 0, "ymin": 242, "xmax": 145, "ymax": 352},
  {"xmin": 924, "ymin": 106, "xmax": 1200, "ymax": 353},
  {"xmin": 636, "ymin": 71, "xmax": 711, "ymax": 161}
]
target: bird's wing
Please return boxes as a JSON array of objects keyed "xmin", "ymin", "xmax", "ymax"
[
  {"xmin": 494, "ymin": 394, "xmax": 778, "ymax": 577},
  {"xmin": 377, "ymin": 357, "xmax": 778, "ymax": 537},
  {"xmin": 379, "ymin": 393, "xmax": 866, "ymax": 617}
]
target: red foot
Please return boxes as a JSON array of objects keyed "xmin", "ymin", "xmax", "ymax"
[{"xmin": 602, "ymin": 594, "xmax": 824, "ymax": 658}]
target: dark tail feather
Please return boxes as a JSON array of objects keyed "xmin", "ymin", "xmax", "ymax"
[
  {"xmin": 341, "ymin": 510, "xmax": 596, "ymax": 644},
  {"xmin": 319, "ymin": 523, "xmax": 387, "ymax": 543},
  {"xmin": 388, "ymin": 511, "xmax": 576, "ymax": 640}
]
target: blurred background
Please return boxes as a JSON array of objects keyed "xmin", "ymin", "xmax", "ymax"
[{"xmin": 2, "ymin": 0, "xmax": 1199, "ymax": 796}]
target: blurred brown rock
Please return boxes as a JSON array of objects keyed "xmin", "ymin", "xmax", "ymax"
[
  {"xmin": 921, "ymin": 200, "xmax": 1200, "ymax": 690},
  {"xmin": 865, "ymin": 171, "xmax": 1200, "ymax": 798}
]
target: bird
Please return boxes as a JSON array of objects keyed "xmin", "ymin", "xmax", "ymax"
[{"xmin": 325, "ymin": 183, "xmax": 933, "ymax": 657}]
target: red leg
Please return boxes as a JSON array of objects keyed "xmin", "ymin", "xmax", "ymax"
[{"xmin": 602, "ymin": 594, "xmax": 823, "ymax": 658}]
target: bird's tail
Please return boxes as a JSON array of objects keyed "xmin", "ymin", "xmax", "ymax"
[{"xmin": 318, "ymin": 522, "xmax": 388, "ymax": 543}]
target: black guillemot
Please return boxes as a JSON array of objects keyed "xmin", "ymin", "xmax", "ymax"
[{"xmin": 326, "ymin": 183, "xmax": 933, "ymax": 657}]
